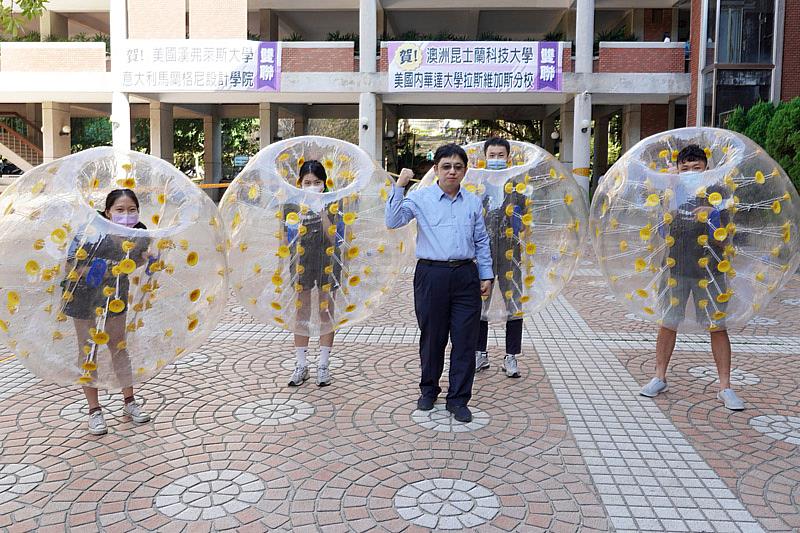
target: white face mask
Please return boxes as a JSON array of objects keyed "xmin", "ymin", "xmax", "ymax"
[{"xmin": 303, "ymin": 183, "xmax": 325, "ymax": 193}]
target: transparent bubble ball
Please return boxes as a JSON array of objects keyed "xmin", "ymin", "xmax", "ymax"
[
  {"xmin": 416, "ymin": 140, "xmax": 588, "ymax": 322},
  {"xmin": 220, "ymin": 136, "xmax": 412, "ymax": 336},
  {"xmin": 0, "ymin": 147, "xmax": 229, "ymax": 389},
  {"xmin": 590, "ymin": 127, "xmax": 800, "ymax": 332}
]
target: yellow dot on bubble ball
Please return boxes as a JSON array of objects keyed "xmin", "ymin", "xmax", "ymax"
[
  {"xmin": 713, "ymin": 228, "xmax": 727, "ymax": 241},
  {"xmin": 634, "ymin": 258, "xmax": 647, "ymax": 272},
  {"xmin": 525, "ymin": 243, "xmax": 537, "ymax": 255},
  {"xmin": 717, "ymin": 260, "xmax": 731, "ymax": 273},
  {"xmin": 276, "ymin": 246, "xmax": 290, "ymax": 259},
  {"xmin": 189, "ymin": 289, "xmax": 201, "ymax": 302},
  {"xmin": 285, "ymin": 212, "xmax": 300, "ymax": 225},
  {"xmin": 345, "ymin": 304, "xmax": 357, "ymax": 313},
  {"xmin": 754, "ymin": 170, "xmax": 765, "ymax": 184},
  {"xmin": 668, "ymin": 277, "xmax": 677, "ymax": 288},
  {"xmin": 665, "ymin": 235, "xmax": 675, "ymax": 247},
  {"xmin": 186, "ymin": 251, "xmax": 199, "ymax": 266},
  {"xmin": 645, "ymin": 194, "xmax": 660, "ymax": 207},
  {"xmin": 772, "ymin": 200, "xmax": 782, "ymax": 214},
  {"xmin": 109, "ymin": 299, "xmax": 125, "ymax": 313},
  {"xmin": 708, "ymin": 192, "xmax": 723, "ymax": 206},
  {"xmin": 697, "ymin": 235, "xmax": 709, "ymax": 246},
  {"xmin": 698, "ymin": 257, "xmax": 709, "ymax": 268},
  {"xmin": 619, "ymin": 241, "xmax": 628, "ymax": 252},
  {"xmin": 515, "ymin": 183, "xmax": 526, "ymax": 194},
  {"xmin": 636, "ymin": 289, "xmax": 648, "ymax": 298},
  {"xmin": 343, "ymin": 212, "xmax": 357, "ymax": 225},
  {"xmin": 564, "ymin": 193, "xmax": 573, "ymax": 206}
]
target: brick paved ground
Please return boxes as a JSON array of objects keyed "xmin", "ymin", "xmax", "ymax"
[{"xmin": 0, "ymin": 253, "xmax": 798, "ymax": 531}]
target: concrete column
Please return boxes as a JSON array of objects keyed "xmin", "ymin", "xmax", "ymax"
[
  {"xmin": 259, "ymin": 102, "xmax": 279, "ymax": 148},
  {"xmin": 203, "ymin": 113, "xmax": 222, "ymax": 185},
  {"xmin": 632, "ymin": 9, "xmax": 645, "ymax": 41},
  {"xmin": 572, "ymin": 92, "xmax": 592, "ymax": 195},
  {"xmin": 671, "ymin": 8, "xmax": 680, "ymax": 41},
  {"xmin": 592, "ymin": 114, "xmax": 609, "ymax": 182},
  {"xmin": 622, "ymin": 104, "xmax": 642, "ymax": 153},
  {"xmin": 259, "ymin": 9, "xmax": 279, "ymax": 40},
  {"xmin": 358, "ymin": 92, "xmax": 382, "ymax": 162},
  {"xmin": 542, "ymin": 114, "xmax": 556, "ymax": 154},
  {"xmin": 39, "ymin": 11, "xmax": 68, "ymax": 39},
  {"xmin": 110, "ymin": 0, "xmax": 130, "ymax": 151},
  {"xmin": 574, "ymin": 0, "xmax": 595, "ymax": 73},
  {"xmin": 24, "ymin": 103, "xmax": 40, "ymax": 142},
  {"xmin": 359, "ymin": 0, "xmax": 377, "ymax": 73},
  {"xmin": 293, "ymin": 111, "xmax": 306, "ymax": 137},
  {"xmin": 41, "ymin": 102, "xmax": 71, "ymax": 163},
  {"xmin": 149, "ymin": 102, "xmax": 174, "ymax": 163},
  {"xmin": 559, "ymin": 103, "xmax": 574, "ymax": 167}
]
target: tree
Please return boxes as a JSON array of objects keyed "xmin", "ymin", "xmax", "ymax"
[
  {"xmin": 0, "ymin": 0, "xmax": 47, "ymax": 37},
  {"xmin": 727, "ymin": 98, "xmax": 800, "ymax": 192},
  {"xmin": 765, "ymin": 98, "xmax": 800, "ymax": 192}
]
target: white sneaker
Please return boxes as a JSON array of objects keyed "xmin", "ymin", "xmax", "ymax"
[
  {"xmin": 718, "ymin": 388, "xmax": 745, "ymax": 410},
  {"xmin": 475, "ymin": 351, "xmax": 490, "ymax": 372},
  {"xmin": 88, "ymin": 410, "xmax": 108, "ymax": 435},
  {"xmin": 123, "ymin": 400, "xmax": 151, "ymax": 423},
  {"xmin": 317, "ymin": 365, "xmax": 331, "ymax": 387},
  {"xmin": 288, "ymin": 364, "xmax": 309, "ymax": 387},
  {"xmin": 640, "ymin": 377, "xmax": 668, "ymax": 398},
  {"xmin": 503, "ymin": 354, "xmax": 520, "ymax": 378}
]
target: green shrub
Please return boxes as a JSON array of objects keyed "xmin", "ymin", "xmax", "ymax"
[{"xmin": 765, "ymin": 98, "xmax": 800, "ymax": 192}]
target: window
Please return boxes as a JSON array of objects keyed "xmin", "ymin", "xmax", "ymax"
[{"xmin": 717, "ymin": 0, "xmax": 774, "ymax": 64}]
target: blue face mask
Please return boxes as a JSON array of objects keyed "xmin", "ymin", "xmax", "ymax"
[{"xmin": 486, "ymin": 158, "xmax": 508, "ymax": 171}]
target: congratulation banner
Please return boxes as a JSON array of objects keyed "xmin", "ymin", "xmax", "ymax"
[
  {"xmin": 387, "ymin": 41, "xmax": 563, "ymax": 93},
  {"xmin": 119, "ymin": 39, "xmax": 281, "ymax": 92}
]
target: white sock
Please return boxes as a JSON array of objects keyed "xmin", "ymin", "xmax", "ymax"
[
  {"xmin": 319, "ymin": 346, "xmax": 331, "ymax": 366},
  {"xmin": 296, "ymin": 347, "xmax": 308, "ymax": 366}
]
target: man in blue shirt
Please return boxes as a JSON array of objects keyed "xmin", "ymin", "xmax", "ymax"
[{"xmin": 386, "ymin": 144, "xmax": 493, "ymax": 423}]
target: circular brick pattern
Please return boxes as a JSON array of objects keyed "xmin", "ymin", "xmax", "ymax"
[
  {"xmin": 155, "ymin": 469, "xmax": 265, "ymax": 521},
  {"xmin": 747, "ymin": 316, "xmax": 780, "ymax": 326},
  {"xmin": 233, "ymin": 398, "xmax": 314, "ymax": 426},
  {"xmin": 411, "ymin": 404, "xmax": 490, "ymax": 433},
  {"xmin": 749, "ymin": 415, "xmax": 800, "ymax": 445},
  {"xmin": 279, "ymin": 354, "xmax": 345, "ymax": 372},
  {"xmin": 394, "ymin": 478, "xmax": 500, "ymax": 529},
  {"xmin": 688, "ymin": 366, "xmax": 761, "ymax": 386},
  {"xmin": 60, "ymin": 393, "xmax": 154, "ymax": 423},
  {"xmin": 168, "ymin": 352, "xmax": 210, "ymax": 368},
  {"xmin": 0, "ymin": 463, "xmax": 44, "ymax": 505}
]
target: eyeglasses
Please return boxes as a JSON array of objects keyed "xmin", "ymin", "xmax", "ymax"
[{"xmin": 438, "ymin": 164, "xmax": 466, "ymax": 172}]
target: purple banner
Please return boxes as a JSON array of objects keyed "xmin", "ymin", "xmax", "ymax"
[
  {"xmin": 256, "ymin": 41, "xmax": 280, "ymax": 91},
  {"xmin": 535, "ymin": 42, "xmax": 562, "ymax": 91},
  {"xmin": 387, "ymin": 41, "xmax": 563, "ymax": 93}
]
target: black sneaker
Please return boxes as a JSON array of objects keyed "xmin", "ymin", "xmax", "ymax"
[
  {"xmin": 416, "ymin": 396, "xmax": 435, "ymax": 411},
  {"xmin": 446, "ymin": 404, "xmax": 473, "ymax": 423}
]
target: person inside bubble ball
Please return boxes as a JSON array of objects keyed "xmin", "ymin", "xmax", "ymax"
[
  {"xmin": 639, "ymin": 145, "xmax": 744, "ymax": 410},
  {"xmin": 475, "ymin": 137, "xmax": 524, "ymax": 378},
  {"xmin": 63, "ymin": 189, "xmax": 153, "ymax": 435},
  {"xmin": 386, "ymin": 144, "xmax": 493, "ymax": 424},
  {"xmin": 284, "ymin": 160, "xmax": 342, "ymax": 387}
]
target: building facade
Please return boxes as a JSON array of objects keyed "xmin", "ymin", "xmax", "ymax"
[{"xmin": 0, "ymin": 0, "xmax": 795, "ymax": 192}]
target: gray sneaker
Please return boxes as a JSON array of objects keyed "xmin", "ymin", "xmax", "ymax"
[
  {"xmin": 502, "ymin": 354, "xmax": 520, "ymax": 378},
  {"xmin": 317, "ymin": 365, "xmax": 331, "ymax": 387},
  {"xmin": 123, "ymin": 400, "xmax": 151, "ymax": 423},
  {"xmin": 718, "ymin": 388, "xmax": 745, "ymax": 410},
  {"xmin": 288, "ymin": 364, "xmax": 309, "ymax": 387},
  {"xmin": 640, "ymin": 377, "xmax": 668, "ymax": 397},
  {"xmin": 88, "ymin": 410, "xmax": 107, "ymax": 435},
  {"xmin": 475, "ymin": 351, "xmax": 490, "ymax": 372}
]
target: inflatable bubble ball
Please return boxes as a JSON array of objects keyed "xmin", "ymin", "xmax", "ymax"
[
  {"xmin": 0, "ymin": 147, "xmax": 229, "ymax": 389},
  {"xmin": 590, "ymin": 127, "xmax": 800, "ymax": 332},
  {"xmin": 416, "ymin": 140, "xmax": 588, "ymax": 322},
  {"xmin": 220, "ymin": 136, "xmax": 412, "ymax": 337}
]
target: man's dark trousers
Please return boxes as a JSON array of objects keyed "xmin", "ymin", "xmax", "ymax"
[{"xmin": 413, "ymin": 260, "xmax": 481, "ymax": 407}]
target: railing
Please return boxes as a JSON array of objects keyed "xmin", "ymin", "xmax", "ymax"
[
  {"xmin": 0, "ymin": 121, "xmax": 44, "ymax": 169},
  {"xmin": 0, "ymin": 112, "xmax": 43, "ymax": 148}
]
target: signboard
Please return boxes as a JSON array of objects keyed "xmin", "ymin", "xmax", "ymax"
[
  {"xmin": 387, "ymin": 41, "xmax": 563, "ymax": 93},
  {"xmin": 233, "ymin": 155, "xmax": 250, "ymax": 166},
  {"xmin": 119, "ymin": 40, "xmax": 281, "ymax": 92}
]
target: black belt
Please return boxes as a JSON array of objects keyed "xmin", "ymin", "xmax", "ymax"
[{"xmin": 418, "ymin": 258, "xmax": 473, "ymax": 267}]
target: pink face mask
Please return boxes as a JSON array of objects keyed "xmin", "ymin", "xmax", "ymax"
[{"xmin": 111, "ymin": 213, "xmax": 139, "ymax": 228}]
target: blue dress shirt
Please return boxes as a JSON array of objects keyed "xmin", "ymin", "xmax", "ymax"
[{"xmin": 385, "ymin": 183, "xmax": 494, "ymax": 280}]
